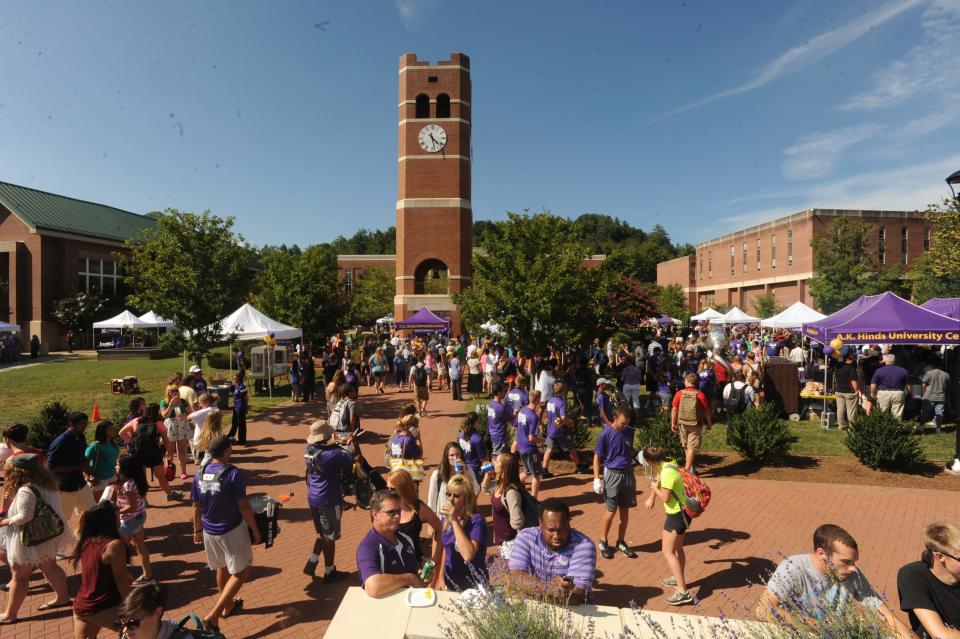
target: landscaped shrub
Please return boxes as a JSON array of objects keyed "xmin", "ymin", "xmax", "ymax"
[
  {"xmin": 845, "ymin": 408, "xmax": 923, "ymax": 469},
  {"xmin": 28, "ymin": 399, "xmax": 71, "ymax": 450},
  {"xmin": 728, "ymin": 402, "xmax": 798, "ymax": 463},
  {"xmin": 636, "ymin": 411, "xmax": 684, "ymax": 462}
]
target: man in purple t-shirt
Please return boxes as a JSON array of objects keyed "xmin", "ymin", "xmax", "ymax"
[
  {"xmin": 542, "ymin": 382, "xmax": 589, "ymax": 477},
  {"xmin": 487, "ymin": 382, "xmax": 513, "ymax": 457},
  {"xmin": 870, "ymin": 354, "xmax": 910, "ymax": 419},
  {"xmin": 191, "ymin": 435, "xmax": 260, "ymax": 630},
  {"xmin": 593, "ymin": 406, "xmax": 638, "ymax": 560},
  {"xmin": 596, "ymin": 378, "xmax": 614, "ymax": 427},
  {"xmin": 303, "ymin": 421, "xmax": 357, "ymax": 582},
  {"xmin": 356, "ymin": 489, "xmax": 425, "ymax": 597},
  {"xmin": 513, "ymin": 391, "xmax": 544, "ymax": 498},
  {"xmin": 507, "ymin": 376, "xmax": 530, "ymax": 413}
]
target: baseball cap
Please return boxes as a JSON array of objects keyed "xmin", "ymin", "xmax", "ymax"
[
  {"xmin": 596, "ymin": 377, "xmax": 611, "ymax": 386},
  {"xmin": 189, "ymin": 365, "xmax": 202, "ymax": 374},
  {"xmin": 10, "ymin": 453, "xmax": 40, "ymax": 469}
]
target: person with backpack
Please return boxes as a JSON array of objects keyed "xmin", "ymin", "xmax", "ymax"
[
  {"xmin": 542, "ymin": 382, "xmax": 590, "ymax": 477},
  {"xmin": 641, "ymin": 445, "xmax": 695, "ymax": 606},
  {"xmin": 722, "ymin": 370, "xmax": 756, "ymax": 431},
  {"xmin": 671, "ymin": 374, "xmax": 712, "ymax": 473},
  {"xmin": 593, "ymin": 406, "xmax": 638, "ymax": 561},
  {"xmin": 411, "ymin": 355, "xmax": 430, "ymax": 417},
  {"xmin": 303, "ymin": 421, "xmax": 356, "ymax": 582},
  {"xmin": 70, "ymin": 501, "xmax": 131, "ymax": 638},
  {"xmin": 0, "ymin": 453, "xmax": 73, "ymax": 623},
  {"xmin": 490, "ymin": 452, "xmax": 531, "ymax": 560},
  {"xmin": 120, "ymin": 404, "xmax": 183, "ymax": 501},
  {"xmin": 328, "ymin": 384, "xmax": 360, "ymax": 438},
  {"xmin": 191, "ymin": 436, "xmax": 260, "ymax": 632}
]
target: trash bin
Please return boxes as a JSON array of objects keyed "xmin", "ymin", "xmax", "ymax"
[
  {"xmin": 763, "ymin": 358, "xmax": 800, "ymax": 417},
  {"xmin": 209, "ymin": 385, "xmax": 231, "ymax": 410}
]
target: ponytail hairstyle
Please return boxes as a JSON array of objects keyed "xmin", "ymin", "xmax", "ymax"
[
  {"xmin": 197, "ymin": 411, "xmax": 224, "ymax": 452},
  {"xmin": 118, "ymin": 455, "xmax": 149, "ymax": 497},
  {"xmin": 395, "ymin": 413, "xmax": 418, "ymax": 434},
  {"xmin": 460, "ymin": 411, "xmax": 479, "ymax": 437}
]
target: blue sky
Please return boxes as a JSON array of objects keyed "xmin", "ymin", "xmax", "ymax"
[{"xmin": 1, "ymin": 0, "xmax": 958, "ymax": 247}]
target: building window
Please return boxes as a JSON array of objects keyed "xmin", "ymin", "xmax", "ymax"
[
  {"xmin": 742, "ymin": 242, "xmax": 747, "ymax": 273},
  {"xmin": 708, "ymin": 252, "xmax": 712, "ymax": 279},
  {"xmin": 699, "ymin": 256, "xmax": 703, "ymax": 280},
  {"xmin": 415, "ymin": 93, "xmax": 430, "ymax": 119},
  {"xmin": 771, "ymin": 234, "xmax": 777, "ymax": 270},
  {"xmin": 436, "ymin": 93, "xmax": 450, "ymax": 118},
  {"xmin": 756, "ymin": 238, "xmax": 761, "ymax": 272},
  {"xmin": 787, "ymin": 229, "xmax": 793, "ymax": 267},
  {"xmin": 344, "ymin": 268, "xmax": 353, "ymax": 293},
  {"xmin": 901, "ymin": 227, "xmax": 908, "ymax": 265},
  {"xmin": 730, "ymin": 245, "xmax": 735, "ymax": 276},
  {"xmin": 878, "ymin": 227, "xmax": 886, "ymax": 265},
  {"xmin": 78, "ymin": 257, "xmax": 121, "ymax": 298}
]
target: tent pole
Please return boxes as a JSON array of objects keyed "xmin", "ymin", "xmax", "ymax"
[{"xmin": 229, "ymin": 342, "xmax": 233, "ymax": 380}]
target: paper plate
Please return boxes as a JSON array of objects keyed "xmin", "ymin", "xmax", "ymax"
[{"xmin": 406, "ymin": 587, "xmax": 437, "ymax": 607}]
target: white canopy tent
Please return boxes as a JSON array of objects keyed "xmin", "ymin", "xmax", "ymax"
[
  {"xmin": 137, "ymin": 311, "xmax": 175, "ymax": 328},
  {"xmin": 93, "ymin": 310, "xmax": 149, "ymax": 329},
  {"xmin": 760, "ymin": 301, "xmax": 826, "ymax": 330},
  {"xmin": 709, "ymin": 307, "xmax": 761, "ymax": 325},
  {"xmin": 375, "ymin": 315, "xmax": 394, "ymax": 329},
  {"xmin": 690, "ymin": 308, "xmax": 724, "ymax": 322},
  {"xmin": 0, "ymin": 320, "xmax": 20, "ymax": 333}
]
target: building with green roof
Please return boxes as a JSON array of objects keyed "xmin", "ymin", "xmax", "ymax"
[{"xmin": 0, "ymin": 180, "xmax": 157, "ymax": 349}]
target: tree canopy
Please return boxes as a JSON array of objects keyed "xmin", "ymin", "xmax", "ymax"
[
  {"xmin": 346, "ymin": 267, "xmax": 395, "ymax": 327},
  {"xmin": 910, "ymin": 198, "xmax": 960, "ymax": 302}
]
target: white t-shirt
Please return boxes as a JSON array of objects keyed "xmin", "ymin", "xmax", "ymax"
[
  {"xmin": 536, "ymin": 371, "xmax": 555, "ymax": 402},
  {"xmin": 722, "ymin": 381, "xmax": 756, "ymax": 405},
  {"xmin": 789, "ymin": 347, "xmax": 805, "ymax": 365},
  {"xmin": 188, "ymin": 406, "xmax": 218, "ymax": 446}
]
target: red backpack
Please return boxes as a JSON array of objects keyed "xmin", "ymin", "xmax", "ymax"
[{"xmin": 665, "ymin": 462, "xmax": 711, "ymax": 518}]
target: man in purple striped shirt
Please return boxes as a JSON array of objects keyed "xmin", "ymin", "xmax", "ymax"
[{"xmin": 508, "ymin": 498, "xmax": 596, "ymax": 605}]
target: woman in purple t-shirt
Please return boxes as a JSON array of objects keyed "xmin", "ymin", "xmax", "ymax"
[{"xmin": 439, "ymin": 474, "xmax": 488, "ymax": 591}]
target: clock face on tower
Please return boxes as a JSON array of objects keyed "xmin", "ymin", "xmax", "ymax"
[{"xmin": 418, "ymin": 124, "xmax": 447, "ymax": 153}]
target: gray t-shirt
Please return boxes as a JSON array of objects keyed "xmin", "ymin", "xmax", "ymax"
[
  {"xmin": 921, "ymin": 368, "xmax": 949, "ymax": 402},
  {"xmin": 766, "ymin": 553, "xmax": 883, "ymax": 618}
]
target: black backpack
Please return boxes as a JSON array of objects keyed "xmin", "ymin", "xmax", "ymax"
[
  {"xmin": 129, "ymin": 421, "xmax": 164, "ymax": 466},
  {"xmin": 514, "ymin": 486, "xmax": 540, "ymax": 528},
  {"xmin": 726, "ymin": 383, "xmax": 747, "ymax": 414},
  {"xmin": 413, "ymin": 365, "xmax": 428, "ymax": 387}
]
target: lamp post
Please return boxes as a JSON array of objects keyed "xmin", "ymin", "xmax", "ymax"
[{"xmin": 948, "ymin": 170, "xmax": 960, "ymax": 202}]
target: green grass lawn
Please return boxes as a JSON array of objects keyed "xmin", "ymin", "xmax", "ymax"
[
  {"xmin": 0, "ymin": 349, "xmax": 293, "ymax": 432},
  {"xmin": 464, "ymin": 397, "xmax": 956, "ymax": 462}
]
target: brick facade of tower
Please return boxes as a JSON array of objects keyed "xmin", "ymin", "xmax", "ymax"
[{"xmin": 394, "ymin": 52, "xmax": 473, "ymax": 335}]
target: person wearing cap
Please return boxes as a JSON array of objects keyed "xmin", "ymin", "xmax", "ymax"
[
  {"xmin": 0, "ymin": 453, "xmax": 74, "ymax": 623},
  {"xmin": 190, "ymin": 435, "xmax": 260, "ymax": 631},
  {"xmin": 596, "ymin": 378, "xmax": 614, "ymax": 428},
  {"xmin": 47, "ymin": 411, "xmax": 96, "ymax": 530},
  {"xmin": 870, "ymin": 354, "xmax": 911, "ymax": 419},
  {"xmin": 303, "ymin": 421, "xmax": 356, "ymax": 582},
  {"xmin": 190, "ymin": 365, "xmax": 208, "ymax": 396}
]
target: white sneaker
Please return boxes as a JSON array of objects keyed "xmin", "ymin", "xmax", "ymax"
[{"xmin": 946, "ymin": 459, "xmax": 960, "ymax": 475}]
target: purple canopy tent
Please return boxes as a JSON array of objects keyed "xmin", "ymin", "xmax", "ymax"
[
  {"xmin": 394, "ymin": 307, "xmax": 451, "ymax": 333},
  {"xmin": 920, "ymin": 298, "xmax": 960, "ymax": 321},
  {"xmin": 802, "ymin": 292, "xmax": 960, "ymax": 345},
  {"xmin": 657, "ymin": 315, "xmax": 681, "ymax": 326}
]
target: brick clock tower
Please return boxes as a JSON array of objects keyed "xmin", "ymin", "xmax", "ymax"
[{"xmin": 395, "ymin": 52, "xmax": 472, "ymax": 334}]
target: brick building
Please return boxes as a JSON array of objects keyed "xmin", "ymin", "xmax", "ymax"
[
  {"xmin": 657, "ymin": 208, "xmax": 933, "ymax": 314},
  {"xmin": 0, "ymin": 181, "xmax": 156, "ymax": 349}
]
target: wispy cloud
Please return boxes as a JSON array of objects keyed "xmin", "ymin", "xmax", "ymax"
[
  {"xmin": 781, "ymin": 124, "xmax": 884, "ymax": 180},
  {"xmin": 652, "ymin": 0, "xmax": 924, "ymax": 122},
  {"xmin": 395, "ymin": 0, "xmax": 438, "ymax": 32},
  {"xmin": 841, "ymin": 0, "xmax": 960, "ymax": 110}
]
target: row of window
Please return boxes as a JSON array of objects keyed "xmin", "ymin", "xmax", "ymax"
[
  {"xmin": 878, "ymin": 227, "xmax": 931, "ymax": 265},
  {"xmin": 78, "ymin": 257, "xmax": 121, "ymax": 298},
  {"xmin": 414, "ymin": 93, "xmax": 451, "ymax": 119}
]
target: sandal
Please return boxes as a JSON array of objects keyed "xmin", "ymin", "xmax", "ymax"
[
  {"xmin": 37, "ymin": 599, "xmax": 72, "ymax": 611},
  {"xmin": 222, "ymin": 598, "xmax": 243, "ymax": 617},
  {"xmin": 0, "ymin": 617, "xmax": 16, "ymax": 624}
]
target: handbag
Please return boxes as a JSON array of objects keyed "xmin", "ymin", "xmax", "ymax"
[
  {"xmin": 389, "ymin": 457, "xmax": 425, "ymax": 481},
  {"xmin": 19, "ymin": 486, "xmax": 65, "ymax": 547},
  {"xmin": 164, "ymin": 460, "xmax": 176, "ymax": 482}
]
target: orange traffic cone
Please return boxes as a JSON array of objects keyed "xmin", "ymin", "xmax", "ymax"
[{"xmin": 91, "ymin": 403, "xmax": 101, "ymax": 421}]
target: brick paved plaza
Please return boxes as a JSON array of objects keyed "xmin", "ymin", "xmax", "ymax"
[{"xmin": 11, "ymin": 385, "xmax": 960, "ymax": 638}]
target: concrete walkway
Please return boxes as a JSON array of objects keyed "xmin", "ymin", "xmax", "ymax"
[{"xmin": 10, "ymin": 383, "xmax": 958, "ymax": 638}]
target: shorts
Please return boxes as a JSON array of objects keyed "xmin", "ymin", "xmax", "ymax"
[
  {"xmin": 922, "ymin": 399, "xmax": 945, "ymax": 418},
  {"xmin": 120, "ymin": 511, "xmax": 146, "ymax": 537},
  {"xmin": 373, "ymin": 370, "xmax": 385, "ymax": 379},
  {"xmin": 203, "ymin": 522, "xmax": 254, "ymax": 575},
  {"xmin": 664, "ymin": 510, "xmax": 691, "ymax": 535},
  {"xmin": 520, "ymin": 452, "xmax": 543, "ymax": 477},
  {"xmin": 416, "ymin": 386, "xmax": 429, "ymax": 401},
  {"xmin": 545, "ymin": 434, "xmax": 572, "ymax": 453},
  {"xmin": 603, "ymin": 467, "xmax": 637, "ymax": 512},
  {"xmin": 310, "ymin": 505, "xmax": 342, "ymax": 541},
  {"xmin": 167, "ymin": 419, "xmax": 192, "ymax": 442},
  {"xmin": 74, "ymin": 604, "xmax": 120, "ymax": 630},
  {"xmin": 677, "ymin": 424, "xmax": 703, "ymax": 452},
  {"xmin": 491, "ymin": 440, "xmax": 508, "ymax": 458}
]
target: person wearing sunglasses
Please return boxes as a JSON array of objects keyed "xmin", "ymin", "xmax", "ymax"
[
  {"xmin": 114, "ymin": 581, "xmax": 196, "ymax": 638},
  {"xmin": 897, "ymin": 522, "xmax": 960, "ymax": 638},
  {"xmin": 356, "ymin": 488, "xmax": 426, "ymax": 597}
]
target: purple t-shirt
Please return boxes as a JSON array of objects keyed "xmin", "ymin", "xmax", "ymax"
[
  {"xmin": 305, "ymin": 445, "xmax": 354, "ymax": 508},
  {"xmin": 356, "ymin": 528, "xmax": 420, "ymax": 587},
  {"xmin": 390, "ymin": 433, "xmax": 421, "ymax": 460},
  {"xmin": 621, "ymin": 365, "xmax": 643, "ymax": 386},
  {"xmin": 515, "ymin": 407, "xmax": 539, "ymax": 455},
  {"xmin": 594, "ymin": 425, "xmax": 634, "ymax": 471},
  {"xmin": 507, "ymin": 388, "xmax": 529, "ymax": 414},
  {"xmin": 487, "ymin": 400, "xmax": 511, "ymax": 446},
  {"xmin": 190, "ymin": 462, "xmax": 246, "ymax": 536},
  {"xmin": 508, "ymin": 526, "xmax": 597, "ymax": 592},
  {"xmin": 545, "ymin": 396, "xmax": 567, "ymax": 439},
  {"xmin": 871, "ymin": 365, "xmax": 909, "ymax": 391},
  {"xmin": 457, "ymin": 431, "xmax": 487, "ymax": 472},
  {"xmin": 441, "ymin": 513, "xmax": 488, "ymax": 590},
  {"xmin": 596, "ymin": 390, "xmax": 613, "ymax": 424}
]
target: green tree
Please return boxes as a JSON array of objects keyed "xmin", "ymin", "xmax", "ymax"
[
  {"xmin": 808, "ymin": 218, "xmax": 880, "ymax": 313},
  {"xmin": 346, "ymin": 267, "xmax": 395, "ymax": 328},
  {"xmin": 656, "ymin": 283, "xmax": 688, "ymax": 320},
  {"xmin": 253, "ymin": 244, "xmax": 344, "ymax": 342},
  {"xmin": 455, "ymin": 211, "xmax": 607, "ymax": 353},
  {"xmin": 910, "ymin": 198, "xmax": 960, "ymax": 302},
  {"xmin": 752, "ymin": 291, "xmax": 783, "ymax": 318},
  {"xmin": 604, "ymin": 224, "xmax": 686, "ymax": 282},
  {"xmin": 51, "ymin": 291, "xmax": 105, "ymax": 333},
  {"xmin": 329, "ymin": 227, "xmax": 396, "ymax": 255},
  {"xmin": 121, "ymin": 209, "xmax": 252, "ymax": 365}
]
